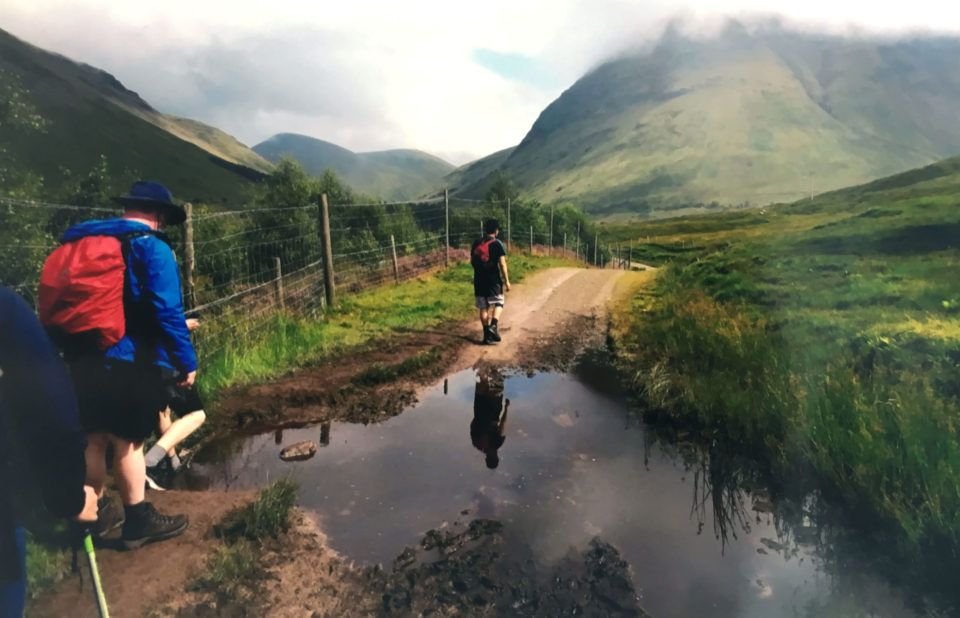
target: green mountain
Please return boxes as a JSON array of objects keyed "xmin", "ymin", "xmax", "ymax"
[
  {"xmin": 441, "ymin": 146, "xmax": 515, "ymax": 197},
  {"xmin": 453, "ymin": 22, "xmax": 960, "ymax": 219},
  {"xmin": 0, "ymin": 27, "xmax": 269, "ymax": 204},
  {"xmin": 253, "ymin": 133, "xmax": 454, "ymax": 200}
]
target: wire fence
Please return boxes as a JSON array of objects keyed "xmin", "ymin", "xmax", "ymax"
[{"xmin": 0, "ymin": 193, "xmax": 606, "ymax": 363}]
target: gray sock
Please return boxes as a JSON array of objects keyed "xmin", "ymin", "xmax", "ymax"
[
  {"xmin": 169, "ymin": 453, "xmax": 182, "ymax": 471},
  {"xmin": 144, "ymin": 444, "xmax": 167, "ymax": 468}
]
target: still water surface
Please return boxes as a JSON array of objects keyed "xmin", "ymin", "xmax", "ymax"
[{"xmin": 187, "ymin": 362, "xmax": 918, "ymax": 617}]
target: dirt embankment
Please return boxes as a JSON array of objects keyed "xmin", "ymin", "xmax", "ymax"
[{"xmin": 31, "ymin": 267, "xmax": 654, "ymax": 618}]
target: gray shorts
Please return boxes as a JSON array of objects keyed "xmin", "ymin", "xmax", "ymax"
[{"xmin": 475, "ymin": 295, "xmax": 505, "ymax": 309}]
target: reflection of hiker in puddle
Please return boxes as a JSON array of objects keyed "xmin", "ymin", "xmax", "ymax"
[{"xmin": 471, "ymin": 368, "xmax": 509, "ymax": 469}]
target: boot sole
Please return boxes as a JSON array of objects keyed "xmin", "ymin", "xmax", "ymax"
[
  {"xmin": 123, "ymin": 519, "xmax": 189, "ymax": 550},
  {"xmin": 94, "ymin": 518, "xmax": 125, "ymax": 538},
  {"xmin": 144, "ymin": 474, "xmax": 167, "ymax": 491}
]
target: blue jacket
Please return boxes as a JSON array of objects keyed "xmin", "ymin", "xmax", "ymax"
[
  {"xmin": 62, "ymin": 219, "xmax": 197, "ymax": 373},
  {"xmin": 0, "ymin": 287, "xmax": 87, "ymax": 582}
]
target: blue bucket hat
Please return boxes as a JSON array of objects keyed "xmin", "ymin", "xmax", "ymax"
[{"xmin": 112, "ymin": 181, "xmax": 187, "ymax": 225}]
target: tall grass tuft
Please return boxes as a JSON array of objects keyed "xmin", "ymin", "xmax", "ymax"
[{"xmin": 215, "ymin": 479, "xmax": 299, "ymax": 544}]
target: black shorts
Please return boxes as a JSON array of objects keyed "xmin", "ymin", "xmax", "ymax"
[
  {"xmin": 158, "ymin": 367, "xmax": 204, "ymax": 416},
  {"xmin": 69, "ymin": 360, "xmax": 167, "ymax": 443}
]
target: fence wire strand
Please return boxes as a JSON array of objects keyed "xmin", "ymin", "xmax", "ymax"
[{"xmin": 1, "ymin": 195, "xmax": 594, "ymax": 361}]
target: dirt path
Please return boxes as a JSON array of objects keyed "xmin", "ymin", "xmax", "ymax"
[
  {"xmin": 29, "ymin": 490, "xmax": 255, "ymax": 618},
  {"xmin": 29, "ymin": 266, "xmax": 653, "ymax": 618},
  {"xmin": 205, "ymin": 266, "xmax": 648, "ymax": 438},
  {"xmin": 457, "ymin": 267, "xmax": 630, "ymax": 367}
]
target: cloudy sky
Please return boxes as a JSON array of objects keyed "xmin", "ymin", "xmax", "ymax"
[{"xmin": 5, "ymin": 0, "xmax": 960, "ymax": 164}]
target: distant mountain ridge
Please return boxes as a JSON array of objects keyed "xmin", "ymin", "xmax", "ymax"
[
  {"xmin": 0, "ymin": 27, "xmax": 269, "ymax": 203},
  {"xmin": 450, "ymin": 22, "xmax": 960, "ymax": 218},
  {"xmin": 253, "ymin": 133, "xmax": 454, "ymax": 200}
]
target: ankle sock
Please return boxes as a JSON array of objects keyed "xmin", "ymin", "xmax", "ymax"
[
  {"xmin": 169, "ymin": 452, "xmax": 182, "ymax": 471},
  {"xmin": 144, "ymin": 444, "xmax": 167, "ymax": 468},
  {"xmin": 491, "ymin": 318, "xmax": 499, "ymax": 327},
  {"xmin": 123, "ymin": 502, "xmax": 149, "ymax": 530}
]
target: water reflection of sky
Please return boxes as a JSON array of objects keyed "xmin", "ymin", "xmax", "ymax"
[{"xmin": 187, "ymin": 369, "xmax": 917, "ymax": 618}]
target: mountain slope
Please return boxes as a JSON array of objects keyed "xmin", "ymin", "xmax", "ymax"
[
  {"xmin": 455, "ymin": 23, "xmax": 960, "ymax": 218},
  {"xmin": 442, "ymin": 146, "xmax": 516, "ymax": 198},
  {"xmin": 0, "ymin": 27, "xmax": 267, "ymax": 203},
  {"xmin": 253, "ymin": 133, "xmax": 453, "ymax": 200}
]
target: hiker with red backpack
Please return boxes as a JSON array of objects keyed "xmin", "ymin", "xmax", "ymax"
[
  {"xmin": 470, "ymin": 220, "xmax": 511, "ymax": 345},
  {"xmin": 39, "ymin": 181, "xmax": 193, "ymax": 549}
]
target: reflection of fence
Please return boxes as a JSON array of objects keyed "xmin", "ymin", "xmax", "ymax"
[{"xmin": 0, "ymin": 192, "xmax": 599, "ymax": 362}]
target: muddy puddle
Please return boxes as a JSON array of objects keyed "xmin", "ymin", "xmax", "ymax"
[{"xmin": 186, "ymin": 355, "xmax": 923, "ymax": 617}]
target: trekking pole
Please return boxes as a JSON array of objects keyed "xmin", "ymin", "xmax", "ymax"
[{"xmin": 83, "ymin": 531, "xmax": 110, "ymax": 618}]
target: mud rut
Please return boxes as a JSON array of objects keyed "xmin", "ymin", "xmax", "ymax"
[{"xmin": 31, "ymin": 267, "xmax": 653, "ymax": 618}]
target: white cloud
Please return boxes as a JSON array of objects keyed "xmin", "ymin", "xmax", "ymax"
[{"xmin": 3, "ymin": 0, "xmax": 960, "ymax": 164}]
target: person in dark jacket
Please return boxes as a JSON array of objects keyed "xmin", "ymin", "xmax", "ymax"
[
  {"xmin": 61, "ymin": 181, "xmax": 193, "ymax": 549},
  {"xmin": 0, "ymin": 287, "xmax": 97, "ymax": 618}
]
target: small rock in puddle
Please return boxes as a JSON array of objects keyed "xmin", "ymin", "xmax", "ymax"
[{"xmin": 280, "ymin": 441, "xmax": 318, "ymax": 461}]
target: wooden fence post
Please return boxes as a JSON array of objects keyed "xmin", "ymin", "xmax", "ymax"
[
  {"xmin": 506, "ymin": 198, "xmax": 511, "ymax": 251},
  {"xmin": 529, "ymin": 226, "xmax": 533, "ymax": 255},
  {"xmin": 390, "ymin": 234, "xmax": 400, "ymax": 284},
  {"xmin": 549, "ymin": 206, "xmax": 554, "ymax": 256},
  {"xmin": 563, "ymin": 233, "xmax": 567, "ymax": 257},
  {"xmin": 444, "ymin": 189, "xmax": 450, "ymax": 268},
  {"xmin": 319, "ymin": 193, "xmax": 336, "ymax": 307},
  {"xmin": 183, "ymin": 203, "xmax": 196, "ymax": 310},
  {"xmin": 273, "ymin": 257, "xmax": 284, "ymax": 310},
  {"xmin": 575, "ymin": 220, "xmax": 580, "ymax": 261}
]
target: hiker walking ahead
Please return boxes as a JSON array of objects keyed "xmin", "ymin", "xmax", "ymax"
[
  {"xmin": 470, "ymin": 220, "xmax": 511, "ymax": 344},
  {"xmin": 1, "ymin": 287, "xmax": 97, "ymax": 617},
  {"xmin": 39, "ymin": 181, "xmax": 193, "ymax": 550}
]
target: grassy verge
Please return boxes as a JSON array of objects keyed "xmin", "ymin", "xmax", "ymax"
[
  {"xmin": 609, "ymin": 162, "xmax": 960, "ymax": 608},
  {"xmin": 197, "ymin": 254, "xmax": 581, "ymax": 399},
  {"xmin": 190, "ymin": 480, "xmax": 299, "ymax": 601}
]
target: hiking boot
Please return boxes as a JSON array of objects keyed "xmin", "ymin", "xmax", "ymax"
[
  {"xmin": 94, "ymin": 496, "xmax": 125, "ymax": 538},
  {"xmin": 145, "ymin": 463, "xmax": 168, "ymax": 491},
  {"xmin": 487, "ymin": 322, "xmax": 502, "ymax": 343},
  {"xmin": 482, "ymin": 326, "xmax": 494, "ymax": 345},
  {"xmin": 122, "ymin": 502, "xmax": 189, "ymax": 550}
]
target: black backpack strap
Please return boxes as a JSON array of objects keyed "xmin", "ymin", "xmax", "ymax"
[{"xmin": 114, "ymin": 229, "xmax": 169, "ymax": 347}]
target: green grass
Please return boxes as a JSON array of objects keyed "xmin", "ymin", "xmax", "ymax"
[
  {"xmin": 352, "ymin": 347, "xmax": 445, "ymax": 386},
  {"xmin": 215, "ymin": 480, "xmax": 299, "ymax": 543},
  {"xmin": 197, "ymin": 254, "xmax": 581, "ymax": 400},
  {"xmin": 24, "ymin": 533, "xmax": 69, "ymax": 598},
  {"xmin": 188, "ymin": 541, "xmax": 257, "ymax": 598},
  {"xmin": 610, "ymin": 153, "xmax": 960, "ymax": 606},
  {"xmin": 192, "ymin": 480, "xmax": 299, "ymax": 600}
]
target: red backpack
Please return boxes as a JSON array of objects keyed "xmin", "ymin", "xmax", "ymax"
[
  {"xmin": 472, "ymin": 238, "xmax": 497, "ymax": 266},
  {"xmin": 38, "ymin": 231, "xmax": 151, "ymax": 351}
]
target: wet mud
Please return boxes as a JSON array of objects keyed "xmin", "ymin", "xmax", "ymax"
[{"xmin": 375, "ymin": 520, "xmax": 647, "ymax": 617}]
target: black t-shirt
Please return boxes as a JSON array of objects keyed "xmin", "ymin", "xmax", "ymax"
[
  {"xmin": 471, "ymin": 390, "xmax": 505, "ymax": 452},
  {"xmin": 470, "ymin": 236, "xmax": 507, "ymax": 297}
]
